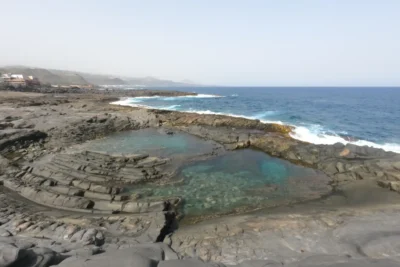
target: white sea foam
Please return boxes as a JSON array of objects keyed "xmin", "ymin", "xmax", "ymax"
[
  {"xmin": 162, "ymin": 94, "xmax": 224, "ymax": 101},
  {"xmin": 121, "ymin": 94, "xmax": 223, "ymax": 101},
  {"xmin": 187, "ymin": 109, "xmax": 284, "ymax": 124},
  {"xmin": 131, "ymin": 96, "xmax": 160, "ymax": 99},
  {"xmin": 111, "ymin": 97, "xmax": 400, "ymax": 154},
  {"xmin": 188, "ymin": 110, "xmax": 400, "ymax": 153},
  {"xmin": 110, "ymin": 98, "xmax": 151, "ymax": 108},
  {"xmin": 110, "ymin": 98, "xmax": 132, "ymax": 105},
  {"xmin": 290, "ymin": 125, "xmax": 400, "ymax": 153},
  {"xmin": 252, "ymin": 111, "xmax": 278, "ymax": 119},
  {"xmin": 158, "ymin": 104, "xmax": 181, "ymax": 110},
  {"xmin": 192, "ymin": 94, "xmax": 224, "ymax": 98}
]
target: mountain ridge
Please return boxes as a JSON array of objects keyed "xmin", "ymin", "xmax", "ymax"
[{"xmin": 0, "ymin": 66, "xmax": 198, "ymax": 87}]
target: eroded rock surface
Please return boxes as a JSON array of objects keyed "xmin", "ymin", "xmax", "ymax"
[
  {"xmin": 1, "ymin": 151, "xmax": 179, "ymax": 214},
  {"xmin": 167, "ymin": 206, "xmax": 400, "ymax": 265},
  {"xmin": 1, "ymin": 90, "xmax": 400, "ymax": 267}
]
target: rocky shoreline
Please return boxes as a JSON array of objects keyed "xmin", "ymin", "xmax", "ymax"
[{"xmin": 0, "ymin": 90, "xmax": 400, "ymax": 266}]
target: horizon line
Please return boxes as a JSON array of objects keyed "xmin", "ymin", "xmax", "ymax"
[{"xmin": 2, "ymin": 65, "xmax": 400, "ymax": 88}]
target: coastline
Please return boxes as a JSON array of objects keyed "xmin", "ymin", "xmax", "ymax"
[
  {"xmin": 111, "ymin": 94, "xmax": 400, "ymax": 154},
  {"xmin": 0, "ymin": 89, "xmax": 400, "ymax": 266}
]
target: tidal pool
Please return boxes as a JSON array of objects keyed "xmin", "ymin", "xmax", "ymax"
[
  {"xmin": 83, "ymin": 128, "xmax": 218, "ymax": 158},
  {"xmin": 129, "ymin": 149, "xmax": 331, "ymax": 217},
  {"xmin": 84, "ymin": 129, "xmax": 330, "ymax": 217}
]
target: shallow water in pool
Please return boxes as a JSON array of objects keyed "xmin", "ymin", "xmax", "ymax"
[
  {"xmin": 83, "ymin": 129, "xmax": 330, "ymax": 216},
  {"xmin": 83, "ymin": 128, "xmax": 217, "ymax": 158},
  {"xmin": 129, "ymin": 149, "xmax": 330, "ymax": 216}
]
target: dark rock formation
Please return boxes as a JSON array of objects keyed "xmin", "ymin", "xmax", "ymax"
[
  {"xmin": 0, "ymin": 130, "xmax": 47, "ymax": 154},
  {"xmin": 0, "ymin": 156, "xmax": 8, "ymax": 175},
  {"xmin": 1, "ymin": 151, "xmax": 178, "ymax": 214},
  {"xmin": 156, "ymin": 110, "xmax": 293, "ymax": 135}
]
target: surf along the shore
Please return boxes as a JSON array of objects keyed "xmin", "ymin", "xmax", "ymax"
[{"xmin": 111, "ymin": 87, "xmax": 400, "ymax": 154}]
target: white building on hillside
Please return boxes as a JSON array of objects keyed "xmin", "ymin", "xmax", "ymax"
[
  {"xmin": 1, "ymin": 74, "xmax": 26, "ymax": 87},
  {"xmin": 0, "ymin": 74, "xmax": 10, "ymax": 83},
  {"xmin": 11, "ymin": 74, "xmax": 24, "ymax": 79}
]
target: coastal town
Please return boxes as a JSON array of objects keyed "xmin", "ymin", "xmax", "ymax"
[{"xmin": 0, "ymin": 74, "xmax": 40, "ymax": 88}]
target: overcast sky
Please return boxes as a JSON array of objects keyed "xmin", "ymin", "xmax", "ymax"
[{"xmin": 0, "ymin": 0, "xmax": 399, "ymax": 86}]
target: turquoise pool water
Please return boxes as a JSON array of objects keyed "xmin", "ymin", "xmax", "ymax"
[
  {"xmin": 84, "ymin": 128, "xmax": 217, "ymax": 158},
  {"xmin": 129, "ymin": 149, "xmax": 330, "ymax": 217},
  {"xmin": 85, "ymin": 129, "xmax": 330, "ymax": 216}
]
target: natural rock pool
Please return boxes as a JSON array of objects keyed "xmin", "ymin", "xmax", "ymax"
[
  {"xmin": 83, "ymin": 128, "xmax": 218, "ymax": 158},
  {"xmin": 129, "ymin": 150, "xmax": 331, "ymax": 217},
  {"xmin": 84, "ymin": 129, "xmax": 331, "ymax": 218}
]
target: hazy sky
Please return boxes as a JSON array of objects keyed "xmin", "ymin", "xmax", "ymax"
[{"xmin": 1, "ymin": 0, "xmax": 399, "ymax": 86}]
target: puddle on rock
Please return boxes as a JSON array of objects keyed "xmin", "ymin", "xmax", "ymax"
[{"xmin": 128, "ymin": 149, "xmax": 331, "ymax": 218}]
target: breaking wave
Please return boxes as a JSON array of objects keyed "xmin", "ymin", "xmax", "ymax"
[
  {"xmin": 111, "ymin": 97, "xmax": 400, "ymax": 154},
  {"xmin": 252, "ymin": 111, "xmax": 279, "ymax": 119},
  {"xmin": 112, "ymin": 94, "xmax": 222, "ymax": 104},
  {"xmin": 185, "ymin": 109, "xmax": 284, "ymax": 124},
  {"xmin": 111, "ymin": 99, "xmax": 181, "ymax": 111},
  {"xmin": 290, "ymin": 125, "xmax": 400, "ymax": 153},
  {"xmin": 158, "ymin": 104, "xmax": 181, "ymax": 110}
]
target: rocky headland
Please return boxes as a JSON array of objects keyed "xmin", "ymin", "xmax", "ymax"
[{"xmin": 0, "ymin": 90, "xmax": 399, "ymax": 267}]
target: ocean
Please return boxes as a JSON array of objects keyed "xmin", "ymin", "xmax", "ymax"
[{"xmin": 112, "ymin": 87, "xmax": 400, "ymax": 153}]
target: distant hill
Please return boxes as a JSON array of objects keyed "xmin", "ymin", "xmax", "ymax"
[
  {"xmin": 68, "ymin": 72, "xmax": 127, "ymax": 85},
  {"xmin": 122, "ymin": 76, "xmax": 196, "ymax": 87},
  {"xmin": 0, "ymin": 67, "xmax": 88, "ymax": 85},
  {"xmin": 0, "ymin": 66, "xmax": 197, "ymax": 87},
  {"xmin": 78, "ymin": 73, "xmax": 197, "ymax": 87}
]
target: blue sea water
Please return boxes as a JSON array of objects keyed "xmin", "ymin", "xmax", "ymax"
[{"xmin": 113, "ymin": 87, "xmax": 400, "ymax": 153}]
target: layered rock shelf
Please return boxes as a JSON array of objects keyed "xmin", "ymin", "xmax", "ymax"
[{"xmin": 1, "ymin": 151, "xmax": 180, "ymax": 214}]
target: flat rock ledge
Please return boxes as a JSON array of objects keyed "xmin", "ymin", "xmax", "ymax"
[
  {"xmin": 0, "ymin": 150, "xmax": 180, "ymax": 215},
  {"xmin": 1, "ymin": 187, "xmax": 400, "ymax": 267},
  {"xmin": 1, "ymin": 238, "xmax": 399, "ymax": 267}
]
